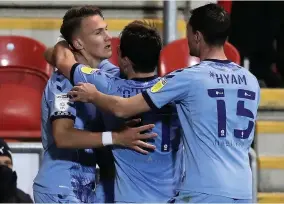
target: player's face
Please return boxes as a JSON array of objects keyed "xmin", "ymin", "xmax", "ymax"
[
  {"xmin": 77, "ymin": 15, "xmax": 112, "ymax": 61},
  {"xmin": 186, "ymin": 23, "xmax": 199, "ymax": 57},
  {"xmin": 0, "ymin": 156, "xmax": 12, "ymax": 169}
]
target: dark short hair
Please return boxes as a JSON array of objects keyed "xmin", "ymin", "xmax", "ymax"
[
  {"xmin": 189, "ymin": 3, "xmax": 230, "ymax": 46},
  {"xmin": 120, "ymin": 20, "xmax": 162, "ymax": 73},
  {"xmin": 60, "ymin": 6, "xmax": 103, "ymax": 46}
]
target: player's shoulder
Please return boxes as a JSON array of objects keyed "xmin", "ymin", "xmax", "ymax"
[
  {"xmin": 230, "ymin": 63, "xmax": 260, "ymax": 87},
  {"xmin": 48, "ymin": 71, "xmax": 73, "ymax": 94},
  {"xmin": 49, "ymin": 71, "xmax": 70, "ymax": 85},
  {"xmin": 98, "ymin": 59, "xmax": 118, "ymax": 70},
  {"xmin": 74, "ymin": 63, "xmax": 99, "ymax": 74},
  {"xmin": 172, "ymin": 63, "xmax": 202, "ymax": 75},
  {"xmin": 163, "ymin": 64, "xmax": 200, "ymax": 82},
  {"xmin": 75, "ymin": 63, "xmax": 112, "ymax": 76},
  {"xmin": 240, "ymin": 66, "xmax": 258, "ymax": 81}
]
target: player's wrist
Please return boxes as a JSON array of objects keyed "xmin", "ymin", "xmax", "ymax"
[
  {"xmin": 102, "ymin": 131, "xmax": 113, "ymax": 146},
  {"xmin": 89, "ymin": 90, "xmax": 100, "ymax": 103},
  {"xmin": 112, "ymin": 131, "xmax": 119, "ymax": 145}
]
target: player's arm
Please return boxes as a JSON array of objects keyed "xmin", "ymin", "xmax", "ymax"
[
  {"xmin": 43, "ymin": 41, "xmax": 92, "ymax": 83},
  {"xmin": 52, "ymin": 118, "xmax": 156, "ymax": 154},
  {"xmin": 69, "ymin": 83, "xmax": 150, "ymax": 118},
  {"xmin": 69, "ymin": 70, "xmax": 190, "ymax": 118},
  {"xmin": 52, "ymin": 41, "xmax": 77, "ymax": 79},
  {"xmin": 43, "ymin": 47, "xmax": 55, "ymax": 65},
  {"xmin": 52, "ymin": 42, "xmax": 107, "ymax": 90},
  {"xmin": 50, "ymin": 90, "xmax": 157, "ymax": 154},
  {"xmin": 92, "ymin": 92, "xmax": 150, "ymax": 118}
]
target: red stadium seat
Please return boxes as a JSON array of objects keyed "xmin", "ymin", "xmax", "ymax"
[
  {"xmin": 0, "ymin": 68, "xmax": 47, "ymax": 139},
  {"xmin": 158, "ymin": 38, "xmax": 241, "ymax": 76},
  {"xmin": 159, "ymin": 38, "xmax": 199, "ymax": 76},
  {"xmin": 0, "ymin": 36, "xmax": 52, "ymax": 77},
  {"xmin": 109, "ymin": 37, "xmax": 120, "ymax": 66},
  {"xmin": 218, "ymin": 1, "xmax": 232, "ymax": 14},
  {"xmin": 0, "ymin": 36, "xmax": 51, "ymax": 139}
]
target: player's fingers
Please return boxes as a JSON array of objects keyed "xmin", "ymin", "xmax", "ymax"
[
  {"xmin": 68, "ymin": 90, "xmax": 78, "ymax": 97},
  {"xmin": 68, "ymin": 93, "xmax": 81, "ymax": 102},
  {"xmin": 135, "ymin": 124, "xmax": 155, "ymax": 133},
  {"xmin": 135, "ymin": 140, "xmax": 156, "ymax": 150},
  {"xmin": 77, "ymin": 82, "xmax": 85, "ymax": 86},
  {"xmin": 131, "ymin": 146, "xmax": 149, "ymax": 155},
  {"xmin": 71, "ymin": 86, "xmax": 80, "ymax": 91},
  {"xmin": 138, "ymin": 132, "xmax": 158, "ymax": 140},
  {"xmin": 125, "ymin": 118, "xmax": 141, "ymax": 127},
  {"xmin": 69, "ymin": 96, "xmax": 81, "ymax": 102}
]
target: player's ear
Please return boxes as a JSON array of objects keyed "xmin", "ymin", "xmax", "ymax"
[
  {"xmin": 124, "ymin": 57, "xmax": 133, "ymax": 69},
  {"xmin": 120, "ymin": 57, "xmax": 132, "ymax": 73},
  {"xmin": 120, "ymin": 56, "xmax": 128, "ymax": 67},
  {"xmin": 195, "ymin": 31, "xmax": 202, "ymax": 44},
  {"xmin": 72, "ymin": 38, "xmax": 83, "ymax": 50}
]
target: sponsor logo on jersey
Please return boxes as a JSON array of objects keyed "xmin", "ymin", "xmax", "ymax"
[
  {"xmin": 81, "ymin": 66, "xmax": 98, "ymax": 74},
  {"xmin": 151, "ymin": 78, "xmax": 167, "ymax": 93}
]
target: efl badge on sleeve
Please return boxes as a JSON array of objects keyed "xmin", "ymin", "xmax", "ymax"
[
  {"xmin": 81, "ymin": 66, "xmax": 98, "ymax": 74},
  {"xmin": 151, "ymin": 78, "xmax": 167, "ymax": 93},
  {"xmin": 54, "ymin": 94, "xmax": 71, "ymax": 112}
]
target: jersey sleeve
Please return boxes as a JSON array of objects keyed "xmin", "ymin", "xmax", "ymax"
[
  {"xmin": 49, "ymin": 79, "xmax": 76, "ymax": 122},
  {"xmin": 142, "ymin": 69, "xmax": 191, "ymax": 109},
  {"xmin": 70, "ymin": 63, "xmax": 112, "ymax": 93}
]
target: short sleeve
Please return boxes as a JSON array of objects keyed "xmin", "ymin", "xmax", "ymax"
[
  {"xmin": 142, "ymin": 69, "xmax": 191, "ymax": 109},
  {"xmin": 49, "ymin": 79, "xmax": 76, "ymax": 122},
  {"xmin": 70, "ymin": 63, "xmax": 112, "ymax": 93}
]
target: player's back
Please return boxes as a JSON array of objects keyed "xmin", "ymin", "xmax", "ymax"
[
  {"xmin": 33, "ymin": 72, "xmax": 97, "ymax": 200},
  {"xmin": 103, "ymin": 76, "xmax": 184, "ymax": 203},
  {"xmin": 174, "ymin": 60, "xmax": 260, "ymax": 199}
]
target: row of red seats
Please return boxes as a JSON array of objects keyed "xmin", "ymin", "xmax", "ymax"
[
  {"xmin": 109, "ymin": 37, "xmax": 240, "ymax": 76},
  {"xmin": 0, "ymin": 36, "xmax": 240, "ymax": 140},
  {"xmin": 0, "ymin": 36, "xmax": 52, "ymax": 140}
]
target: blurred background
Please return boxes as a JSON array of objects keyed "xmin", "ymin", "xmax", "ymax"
[{"xmin": 0, "ymin": 1, "xmax": 283, "ymax": 203}]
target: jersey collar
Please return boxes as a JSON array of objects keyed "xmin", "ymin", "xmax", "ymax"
[
  {"xmin": 130, "ymin": 75, "xmax": 158, "ymax": 82},
  {"xmin": 203, "ymin": 59, "xmax": 232, "ymax": 64}
]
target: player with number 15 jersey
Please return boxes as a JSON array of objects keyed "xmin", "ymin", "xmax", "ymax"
[{"xmin": 143, "ymin": 59, "xmax": 260, "ymax": 201}]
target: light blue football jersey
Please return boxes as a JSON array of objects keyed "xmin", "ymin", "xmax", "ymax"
[
  {"xmin": 72, "ymin": 63, "xmax": 185, "ymax": 203},
  {"xmin": 143, "ymin": 59, "xmax": 260, "ymax": 199},
  {"xmin": 33, "ymin": 71, "xmax": 97, "ymax": 202},
  {"xmin": 33, "ymin": 60, "xmax": 118, "ymax": 201}
]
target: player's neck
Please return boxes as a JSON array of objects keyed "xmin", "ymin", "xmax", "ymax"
[
  {"xmin": 199, "ymin": 46, "xmax": 227, "ymax": 61},
  {"xmin": 78, "ymin": 49, "xmax": 102, "ymax": 68},
  {"xmin": 87, "ymin": 58, "xmax": 101, "ymax": 68},
  {"xmin": 127, "ymin": 72, "xmax": 155, "ymax": 80}
]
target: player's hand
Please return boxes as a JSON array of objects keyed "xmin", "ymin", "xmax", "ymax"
[
  {"xmin": 124, "ymin": 118, "xmax": 141, "ymax": 127},
  {"xmin": 113, "ymin": 124, "xmax": 157, "ymax": 155},
  {"xmin": 68, "ymin": 82, "xmax": 98, "ymax": 103}
]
